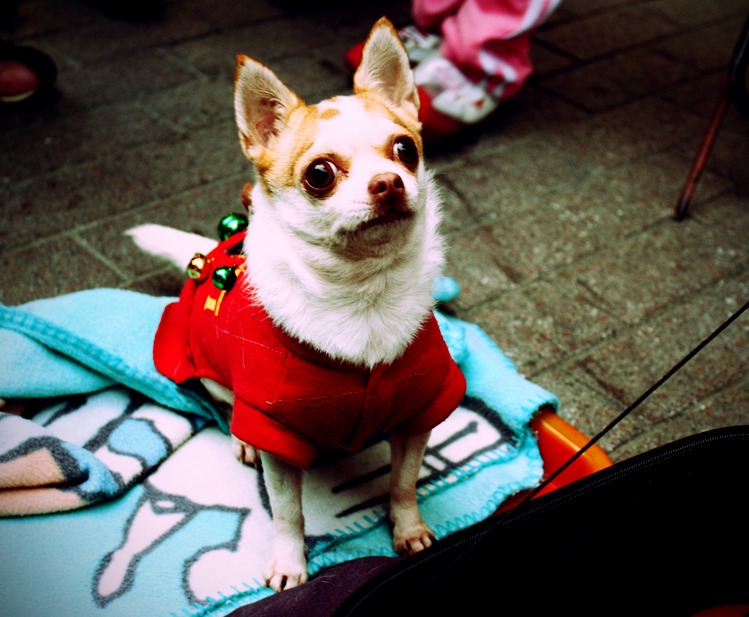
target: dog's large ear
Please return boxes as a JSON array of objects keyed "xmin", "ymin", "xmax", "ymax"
[
  {"xmin": 234, "ymin": 56, "xmax": 303, "ymax": 159},
  {"xmin": 354, "ymin": 17, "xmax": 419, "ymax": 116}
]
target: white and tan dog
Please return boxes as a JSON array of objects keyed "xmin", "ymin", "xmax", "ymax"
[{"xmin": 128, "ymin": 18, "xmax": 461, "ymax": 592}]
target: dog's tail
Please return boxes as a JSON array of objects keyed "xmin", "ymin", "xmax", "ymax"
[{"xmin": 125, "ymin": 224, "xmax": 218, "ymax": 270}]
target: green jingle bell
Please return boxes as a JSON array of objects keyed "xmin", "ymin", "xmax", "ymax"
[
  {"xmin": 217, "ymin": 213, "xmax": 249, "ymax": 242},
  {"xmin": 212, "ymin": 266, "xmax": 237, "ymax": 291},
  {"xmin": 186, "ymin": 253, "xmax": 208, "ymax": 279}
]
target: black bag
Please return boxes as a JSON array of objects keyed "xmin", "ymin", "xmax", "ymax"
[{"xmin": 230, "ymin": 426, "xmax": 749, "ymax": 617}]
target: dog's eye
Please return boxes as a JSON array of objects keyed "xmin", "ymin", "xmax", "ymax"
[
  {"xmin": 393, "ymin": 137, "xmax": 418, "ymax": 167},
  {"xmin": 305, "ymin": 160, "xmax": 338, "ymax": 192}
]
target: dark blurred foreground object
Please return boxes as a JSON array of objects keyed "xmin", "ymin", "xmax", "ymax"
[
  {"xmin": 228, "ymin": 426, "xmax": 749, "ymax": 617},
  {"xmin": 0, "ymin": 41, "xmax": 57, "ymax": 104},
  {"xmin": 675, "ymin": 10, "xmax": 749, "ymax": 220}
]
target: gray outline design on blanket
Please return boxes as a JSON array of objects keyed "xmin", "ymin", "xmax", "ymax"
[
  {"xmin": 93, "ymin": 484, "xmax": 252, "ymax": 608},
  {"xmin": 88, "ymin": 395, "xmax": 516, "ymax": 608}
]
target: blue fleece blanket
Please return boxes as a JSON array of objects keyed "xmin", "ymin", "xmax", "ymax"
[{"xmin": 0, "ymin": 285, "xmax": 555, "ymax": 617}]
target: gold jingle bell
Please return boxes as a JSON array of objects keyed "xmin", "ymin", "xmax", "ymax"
[{"xmin": 186, "ymin": 253, "xmax": 208, "ymax": 279}]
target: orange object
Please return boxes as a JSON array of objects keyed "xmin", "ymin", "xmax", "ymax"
[{"xmin": 496, "ymin": 406, "xmax": 613, "ymax": 514}]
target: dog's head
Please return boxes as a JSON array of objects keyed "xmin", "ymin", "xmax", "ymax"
[{"xmin": 234, "ymin": 18, "xmax": 429, "ymax": 258}]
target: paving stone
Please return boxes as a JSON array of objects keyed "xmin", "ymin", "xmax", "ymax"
[
  {"xmin": 537, "ymin": 5, "xmax": 576, "ymax": 28},
  {"xmin": 459, "ymin": 278, "xmax": 624, "ymax": 375},
  {"xmin": 545, "ymin": 96, "xmax": 708, "ymax": 170},
  {"xmin": 427, "ymin": 86, "xmax": 588, "ymax": 162},
  {"xmin": 560, "ymin": 0, "xmax": 633, "ymax": 16},
  {"xmin": 566, "ymin": 272, "xmax": 749, "ymax": 428},
  {"xmin": 260, "ymin": 49, "xmax": 352, "ymax": 102},
  {"xmin": 653, "ymin": 17, "xmax": 746, "ymax": 73},
  {"xmin": 548, "ymin": 150, "xmax": 733, "ymax": 239},
  {"xmin": 443, "ymin": 226, "xmax": 518, "ymax": 311},
  {"xmin": 528, "ymin": 40, "xmax": 578, "ymax": 77},
  {"xmin": 75, "ymin": 177, "xmax": 248, "ymax": 279},
  {"xmin": 1, "ymin": 0, "xmax": 101, "ymax": 39},
  {"xmin": 182, "ymin": 0, "xmax": 284, "ymax": 30},
  {"xmin": 0, "ymin": 161, "xmax": 153, "ymax": 253},
  {"xmin": 141, "ymin": 77, "xmax": 235, "ymax": 132},
  {"xmin": 691, "ymin": 193, "xmax": 749, "ymax": 243},
  {"xmin": 112, "ymin": 122, "xmax": 250, "ymax": 198},
  {"xmin": 609, "ymin": 374, "xmax": 749, "ymax": 461},
  {"xmin": 657, "ymin": 72, "xmax": 727, "ymax": 120},
  {"xmin": 0, "ymin": 236, "xmax": 123, "ymax": 306},
  {"xmin": 40, "ymin": 3, "xmax": 215, "ymax": 64},
  {"xmin": 0, "ymin": 102, "xmax": 179, "ymax": 183},
  {"xmin": 276, "ymin": 1, "xmax": 413, "ymax": 48},
  {"xmin": 440, "ymin": 136, "xmax": 593, "ymax": 216},
  {"xmin": 51, "ymin": 48, "xmax": 197, "ymax": 112},
  {"xmin": 167, "ymin": 18, "xmax": 340, "ymax": 82},
  {"xmin": 556, "ymin": 218, "xmax": 749, "ymax": 324},
  {"xmin": 539, "ymin": 47, "xmax": 699, "ymax": 112},
  {"xmin": 535, "ymin": 4, "xmax": 678, "ymax": 61},
  {"xmin": 452, "ymin": 200, "xmax": 611, "ymax": 288},
  {"xmin": 645, "ymin": 0, "xmax": 747, "ymax": 27}
]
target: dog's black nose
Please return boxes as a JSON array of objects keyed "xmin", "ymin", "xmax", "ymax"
[{"xmin": 368, "ymin": 172, "xmax": 405, "ymax": 205}]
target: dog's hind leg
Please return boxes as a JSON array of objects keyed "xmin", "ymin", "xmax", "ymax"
[
  {"xmin": 259, "ymin": 451, "xmax": 308, "ymax": 591},
  {"xmin": 389, "ymin": 430, "xmax": 435, "ymax": 556}
]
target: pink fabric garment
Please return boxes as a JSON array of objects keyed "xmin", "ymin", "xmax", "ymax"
[{"xmin": 413, "ymin": 0, "xmax": 562, "ymax": 100}]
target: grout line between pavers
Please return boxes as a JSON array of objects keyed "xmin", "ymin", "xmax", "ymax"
[
  {"xmin": 0, "ymin": 171, "xmax": 250, "ymax": 261},
  {"xmin": 155, "ymin": 46, "xmax": 211, "ymax": 82},
  {"xmin": 450, "ymin": 217, "xmax": 749, "ymax": 384},
  {"xmin": 527, "ymin": 260, "xmax": 749, "ymax": 384},
  {"xmin": 68, "ymin": 232, "xmax": 133, "ymax": 283},
  {"xmin": 534, "ymin": 8, "xmax": 746, "ymax": 69},
  {"xmin": 452, "ymin": 199, "xmax": 748, "ymax": 318},
  {"xmin": 608, "ymin": 368, "xmax": 749, "ymax": 461},
  {"xmin": 69, "ymin": 170, "xmax": 252, "ymax": 235},
  {"xmin": 133, "ymin": 100, "xmax": 188, "ymax": 137},
  {"xmin": 120, "ymin": 264, "xmax": 182, "ymax": 291}
]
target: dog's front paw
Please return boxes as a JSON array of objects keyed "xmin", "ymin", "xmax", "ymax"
[
  {"xmin": 263, "ymin": 545, "xmax": 308, "ymax": 591},
  {"xmin": 232, "ymin": 435, "xmax": 261, "ymax": 469},
  {"xmin": 392, "ymin": 519, "xmax": 436, "ymax": 557}
]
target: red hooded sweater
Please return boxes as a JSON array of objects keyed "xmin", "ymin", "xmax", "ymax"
[{"xmin": 153, "ymin": 232, "xmax": 466, "ymax": 469}]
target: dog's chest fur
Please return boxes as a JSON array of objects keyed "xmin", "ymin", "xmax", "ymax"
[{"xmin": 243, "ymin": 173, "xmax": 444, "ymax": 368}]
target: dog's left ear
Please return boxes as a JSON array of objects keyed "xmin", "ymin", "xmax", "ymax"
[
  {"xmin": 234, "ymin": 55, "xmax": 303, "ymax": 160},
  {"xmin": 354, "ymin": 17, "xmax": 420, "ymax": 117}
]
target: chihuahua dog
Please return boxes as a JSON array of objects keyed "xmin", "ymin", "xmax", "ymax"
[{"xmin": 128, "ymin": 18, "xmax": 465, "ymax": 592}]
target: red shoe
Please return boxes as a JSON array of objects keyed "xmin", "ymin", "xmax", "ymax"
[
  {"xmin": 0, "ymin": 42, "xmax": 57, "ymax": 104},
  {"xmin": 413, "ymin": 52, "xmax": 499, "ymax": 131},
  {"xmin": 0, "ymin": 60, "xmax": 41, "ymax": 103}
]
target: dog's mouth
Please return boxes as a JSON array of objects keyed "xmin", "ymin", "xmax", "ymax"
[{"xmin": 357, "ymin": 208, "xmax": 413, "ymax": 232}]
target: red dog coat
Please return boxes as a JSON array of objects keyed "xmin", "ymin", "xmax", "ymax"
[{"xmin": 153, "ymin": 232, "xmax": 466, "ymax": 468}]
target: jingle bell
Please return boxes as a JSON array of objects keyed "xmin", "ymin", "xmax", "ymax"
[
  {"xmin": 212, "ymin": 266, "xmax": 237, "ymax": 291},
  {"xmin": 217, "ymin": 213, "xmax": 249, "ymax": 242},
  {"xmin": 186, "ymin": 253, "xmax": 208, "ymax": 279}
]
